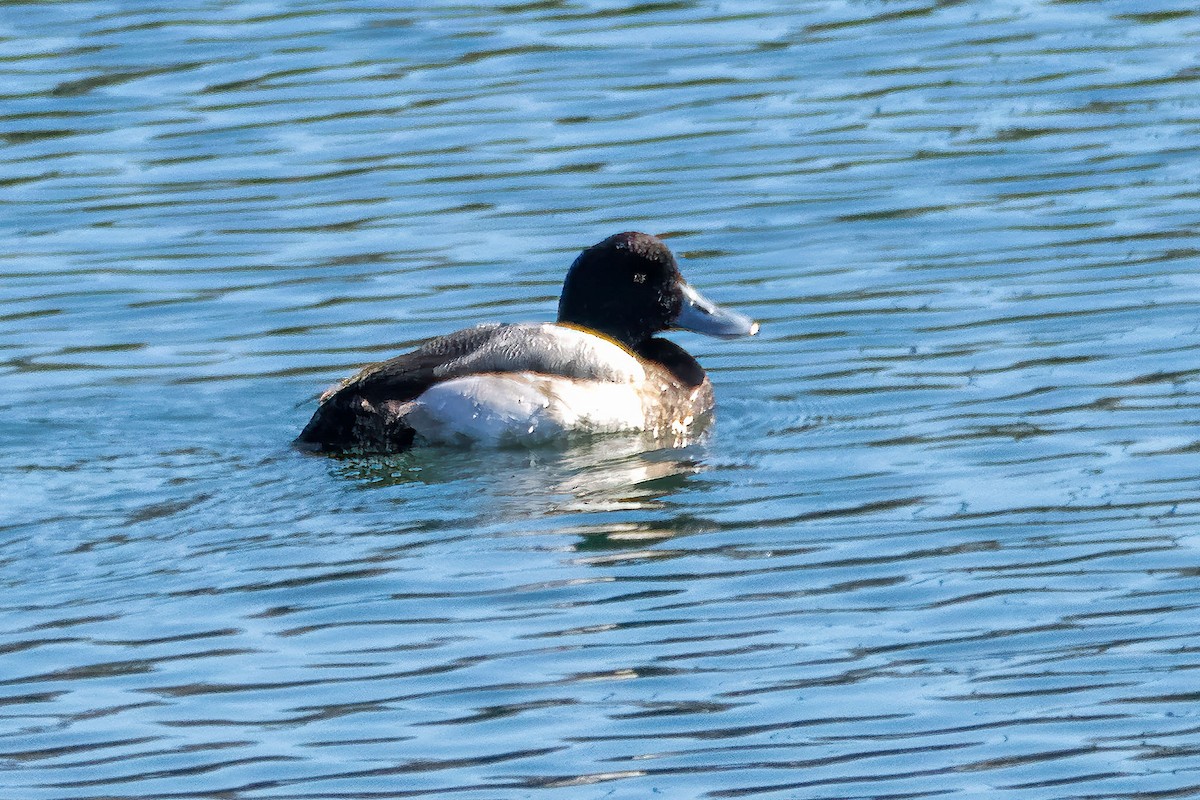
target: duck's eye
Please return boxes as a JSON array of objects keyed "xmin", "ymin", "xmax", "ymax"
[{"xmin": 633, "ymin": 273, "xmax": 647, "ymax": 284}]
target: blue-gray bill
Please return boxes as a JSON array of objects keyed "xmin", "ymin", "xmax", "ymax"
[{"xmin": 673, "ymin": 282, "xmax": 759, "ymax": 338}]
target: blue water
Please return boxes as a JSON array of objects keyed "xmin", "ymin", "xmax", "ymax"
[{"xmin": 3, "ymin": 2, "xmax": 1200, "ymax": 798}]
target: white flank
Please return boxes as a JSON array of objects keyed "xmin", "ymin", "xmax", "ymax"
[{"xmin": 404, "ymin": 372, "xmax": 646, "ymax": 446}]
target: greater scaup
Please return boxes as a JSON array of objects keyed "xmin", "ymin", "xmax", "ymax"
[{"xmin": 296, "ymin": 231, "xmax": 758, "ymax": 452}]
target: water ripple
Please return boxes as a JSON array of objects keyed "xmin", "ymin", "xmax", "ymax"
[{"xmin": 4, "ymin": 1, "xmax": 1200, "ymax": 799}]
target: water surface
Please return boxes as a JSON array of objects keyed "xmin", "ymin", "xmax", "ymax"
[{"xmin": 3, "ymin": 2, "xmax": 1200, "ymax": 798}]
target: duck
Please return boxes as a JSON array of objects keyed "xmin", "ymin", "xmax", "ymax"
[{"xmin": 296, "ymin": 231, "xmax": 758, "ymax": 453}]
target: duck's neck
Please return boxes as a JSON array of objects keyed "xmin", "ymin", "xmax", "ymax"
[
  {"xmin": 557, "ymin": 315, "xmax": 636, "ymax": 350},
  {"xmin": 635, "ymin": 337, "xmax": 707, "ymax": 388}
]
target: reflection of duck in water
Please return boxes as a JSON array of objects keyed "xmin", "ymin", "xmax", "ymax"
[
  {"xmin": 297, "ymin": 232, "xmax": 758, "ymax": 453},
  {"xmin": 335, "ymin": 436, "xmax": 708, "ymax": 549}
]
